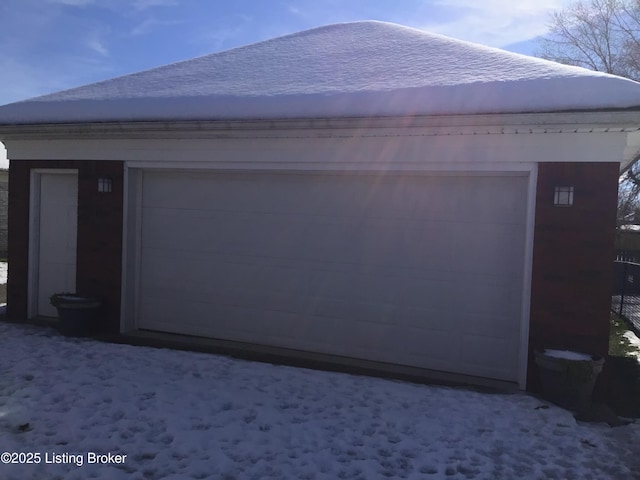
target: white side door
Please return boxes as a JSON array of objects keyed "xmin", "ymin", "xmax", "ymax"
[{"xmin": 31, "ymin": 171, "xmax": 78, "ymax": 317}]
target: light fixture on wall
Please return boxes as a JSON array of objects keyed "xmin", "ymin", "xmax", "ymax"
[
  {"xmin": 554, "ymin": 186, "xmax": 574, "ymax": 206},
  {"xmin": 98, "ymin": 177, "xmax": 112, "ymax": 193}
]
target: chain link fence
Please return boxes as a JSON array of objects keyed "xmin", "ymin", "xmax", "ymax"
[{"xmin": 612, "ymin": 260, "xmax": 640, "ymax": 334}]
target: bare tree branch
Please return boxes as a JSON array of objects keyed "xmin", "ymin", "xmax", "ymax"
[
  {"xmin": 539, "ymin": 0, "xmax": 640, "ymax": 80},
  {"xmin": 538, "ymin": 0, "xmax": 640, "ymax": 224}
]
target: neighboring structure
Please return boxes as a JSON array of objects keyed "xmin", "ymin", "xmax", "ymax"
[
  {"xmin": 1, "ymin": 21, "xmax": 639, "ymax": 390},
  {"xmin": 0, "ymin": 169, "xmax": 7, "ymax": 258}
]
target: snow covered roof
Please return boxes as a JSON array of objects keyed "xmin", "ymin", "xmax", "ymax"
[{"xmin": 2, "ymin": 20, "xmax": 640, "ymax": 124}]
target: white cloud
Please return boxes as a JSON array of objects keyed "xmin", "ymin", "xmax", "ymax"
[
  {"xmin": 48, "ymin": 0, "xmax": 95, "ymax": 5},
  {"xmin": 88, "ymin": 38, "xmax": 109, "ymax": 56},
  {"xmin": 131, "ymin": 17, "xmax": 182, "ymax": 36},
  {"xmin": 132, "ymin": 0, "xmax": 178, "ymax": 10},
  {"xmin": 198, "ymin": 26, "xmax": 246, "ymax": 52},
  {"xmin": 131, "ymin": 18, "xmax": 156, "ymax": 36},
  {"xmin": 194, "ymin": 15, "xmax": 253, "ymax": 53},
  {"xmin": 422, "ymin": 0, "xmax": 574, "ymax": 47}
]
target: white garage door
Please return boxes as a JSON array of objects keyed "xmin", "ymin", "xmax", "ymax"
[{"xmin": 138, "ymin": 171, "xmax": 528, "ymax": 381}]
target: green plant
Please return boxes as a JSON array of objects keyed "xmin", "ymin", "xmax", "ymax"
[
  {"xmin": 603, "ymin": 314, "xmax": 640, "ymax": 418},
  {"xmin": 609, "ymin": 314, "xmax": 639, "ymax": 357}
]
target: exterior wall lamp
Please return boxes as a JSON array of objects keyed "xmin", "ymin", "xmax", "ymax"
[
  {"xmin": 554, "ymin": 186, "xmax": 574, "ymax": 206},
  {"xmin": 98, "ymin": 177, "xmax": 112, "ymax": 193}
]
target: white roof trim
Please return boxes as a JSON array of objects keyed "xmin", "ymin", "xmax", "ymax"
[
  {"xmin": 2, "ymin": 112, "xmax": 639, "ymax": 172},
  {"xmin": 1, "ymin": 111, "xmax": 639, "ymax": 140}
]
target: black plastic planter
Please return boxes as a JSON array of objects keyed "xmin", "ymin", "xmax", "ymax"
[
  {"xmin": 51, "ymin": 294, "xmax": 103, "ymax": 337},
  {"xmin": 534, "ymin": 349, "xmax": 604, "ymax": 412}
]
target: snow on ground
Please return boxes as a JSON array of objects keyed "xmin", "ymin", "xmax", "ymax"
[
  {"xmin": 2, "ymin": 21, "xmax": 640, "ymax": 124},
  {"xmin": 540, "ymin": 350, "xmax": 594, "ymax": 361},
  {"xmin": 0, "ymin": 323, "xmax": 638, "ymax": 480},
  {"xmin": 0, "ymin": 262, "xmax": 7, "ymax": 284},
  {"xmin": 0, "ymin": 143, "xmax": 6, "ymax": 169},
  {"xmin": 623, "ymin": 330, "xmax": 640, "ymax": 361}
]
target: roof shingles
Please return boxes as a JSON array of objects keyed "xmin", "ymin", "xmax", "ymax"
[{"xmin": 2, "ymin": 21, "xmax": 640, "ymax": 124}]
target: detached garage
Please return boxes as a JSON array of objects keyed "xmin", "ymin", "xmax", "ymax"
[{"xmin": 2, "ymin": 21, "xmax": 640, "ymax": 389}]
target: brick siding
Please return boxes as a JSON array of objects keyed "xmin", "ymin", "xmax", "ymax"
[
  {"xmin": 0, "ymin": 170, "xmax": 8, "ymax": 257},
  {"xmin": 527, "ymin": 162, "xmax": 618, "ymax": 389},
  {"xmin": 7, "ymin": 161, "xmax": 124, "ymax": 332}
]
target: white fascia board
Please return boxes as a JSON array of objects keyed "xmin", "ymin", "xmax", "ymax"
[
  {"xmin": 1, "ymin": 111, "xmax": 637, "ymax": 171},
  {"xmin": 0, "ymin": 111, "xmax": 639, "ymax": 140},
  {"xmin": 3, "ymin": 130, "xmax": 627, "ymax": 168},
  {"xmin": 622, "ymin": 130, "xmax": 640, "ymax": 172}
]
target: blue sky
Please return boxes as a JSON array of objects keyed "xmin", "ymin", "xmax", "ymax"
[{"xmin": 0, "ymin": 0, "xmax": 574, "ymax": 107}]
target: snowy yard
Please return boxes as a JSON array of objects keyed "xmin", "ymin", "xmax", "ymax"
[{"xmin": 0, "ymin": 323, "xmax": 639, "ymax": 480}]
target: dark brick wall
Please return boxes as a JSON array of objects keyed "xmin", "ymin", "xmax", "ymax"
[
  {"xmin": 0, "ymin": 170, "xmax": 9, "ymax": 257},
  {"xmin": 527, "ymin": 162, "xmax": 619, "ymax": 389},
  {"xmin": 7, "ymin": 161, "xmax": 32, "ymax": 320},
  {"xmin": 76, "ymin": 161, "xmax": 124, "ymax": 333},
  {"xmin": 7, "ymin": 161, "xmax": 124, "ymax": 332}
]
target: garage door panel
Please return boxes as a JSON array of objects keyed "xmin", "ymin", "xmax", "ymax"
[
  {"xmin": 141, "ymin": 297, "xmax": 302, "ymax": 339},
  {"xmin": 138, "ymin": 171, "xmax": 528, "ymax": 382},
  {"xmin": 460, "ymin": 335, "xmax": 519, "ymax": 379},
  {"xmin": 393, "ymin": 328, "xmax": 460, "ymax": 365},
  {"xmin": 396, "ymin": 275, "xmax": 505, "ymax": 312},
  {"xmin": 301, "ymin": 317, "xmax": 364, "ymax": 350},
  {"xmin": 142, "ymin": 278, "xmax": 311, "ymax": 316},
  {"xmin": 401, "ymin": 308, "xmax": 460, "ymax": 332},
  {"xmin": 455, "ymin": 176, "xmax": 529, "ymax": 222},
  {"xmin": 451, "ymin": 223, "xmax": 525, "ymax": 274},
  {"xmin": 143, "ymin": 171, "xmax": 523, "ymax": 222},
  {"xmin": 460, "ymin": 311, "xmax": 519, "ymax": 336},
  {"xmin": 140, "ymin": 296, "xmax": 225, "ymax": 334},
  {"xmin": 143, "ymin": 211, "xmax": 305, "ymax": 255},
  {"xmin": 309, "ymin": 270, "xmax": 405, "ymax": 304},
  {"xmin": 144, "ymin": 208, "xmax": 521, "ymax": 274},
  {"xmin": 306, "ymin": 297, "xmax": 398, "ymax": 325},
  {"xmin": 140, "ymin": 251, "xmax": 241, "ymax": 291},
  {"xmin": 143, "ymin": 253, "xmax": 414, "ymax": 308},
  {"xmin": 457, "ymin": 283, "xmax": 515, "ymax": 317}
]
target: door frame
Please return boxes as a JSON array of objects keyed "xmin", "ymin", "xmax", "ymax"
[{"xmin": 28, "ymin": 168, "xmax": 79, "ymax": 319}]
